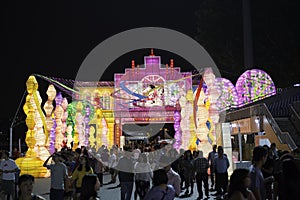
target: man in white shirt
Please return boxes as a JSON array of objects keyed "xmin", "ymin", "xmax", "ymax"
[
  {"xmin": 0, "ymin": 150, "xmax": 20, "ymax": 200},
  {"xmin": 132, "ymin": 145, "xmax": 141, "ymax": 163},
  {"xmin": 159, "ymin": 155, "xmax": 181, "ymax": 197}
]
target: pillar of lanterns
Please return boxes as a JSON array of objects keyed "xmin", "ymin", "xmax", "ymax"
[
  {"xmin": 44, "ymin": 84, "xmax": 56, "ymax": 154},
  {"xmin": 16, "ymin": 75, "xmax": 49, "ymax": 178},
  {"xmin": 54, "ymin": 92, "xmax": 64, "ymax": 151},
  {"xmin": 61, "ymin": 97, "xmax": 69, "ymax": 148}
]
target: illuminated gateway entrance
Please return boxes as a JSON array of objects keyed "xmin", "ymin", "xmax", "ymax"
[{"xmin": 113, "ymin": 50, "xmax": 193, "ymax": 147}]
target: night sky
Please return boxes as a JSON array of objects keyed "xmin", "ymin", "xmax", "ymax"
[{"xmin": 1, "ymin": 1, "xmax": 299, "ymax": 139}]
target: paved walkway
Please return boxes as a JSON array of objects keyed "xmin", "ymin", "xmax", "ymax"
[{"xmin": 33, "ymin": 172, "xmax": 219, "ymax": 200}]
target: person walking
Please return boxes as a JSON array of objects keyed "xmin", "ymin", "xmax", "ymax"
[
  {"xmin": 43, "ymin": 152, "xmax": 68, "ymax": 200},
  {"xmin": 117, "ymin": 146, "xmax": 134, "ymax": 200},
  {"xmin": 193, "ymin": 150, "xmax": 209, "ymax": 200}
]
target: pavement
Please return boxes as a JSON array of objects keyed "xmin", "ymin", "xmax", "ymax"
[{"xmin": 33, "ymin": 172, "xmax": 220, "ymax": 200}]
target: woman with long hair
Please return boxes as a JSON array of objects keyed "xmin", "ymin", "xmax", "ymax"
[
  {"xmin": 72, "ymin": 155, "xmax": 94, "ymax": 200},
  {"xmin": 80, "ymin": 174, "xmax": 100, "ymax": 200},
  {"xmin": 227, "ymin": 168, "xmax": 256, "ymax": 200}
]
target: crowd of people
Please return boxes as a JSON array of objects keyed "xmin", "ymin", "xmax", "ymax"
[{"xmin": 0, "ymin": 141, "xmax": 300, "ymax": 200}]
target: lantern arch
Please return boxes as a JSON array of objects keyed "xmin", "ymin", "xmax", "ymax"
[{"xmin": 236, "ymin": 69, "xmax": 276, "ymax": 106}]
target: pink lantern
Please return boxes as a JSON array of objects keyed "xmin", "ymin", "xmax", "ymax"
[{"xmin": 203, "ymin": 68, "xmax": 215, "ymax": 86}]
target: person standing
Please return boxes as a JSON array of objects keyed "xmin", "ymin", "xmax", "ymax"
[
  {"xmin": 208, "ymin": 144, "xmax": 217, "ymax": 190},
  {"xmin": 43, "ymin": 152, "xmax": 68, "ymax": 200},
  {"xmin": 144, "ymin": 169, "xmax": 175, "ymax": 200},
  {"xmin": 193, "ymin": 150, "xmax": 209, "ymax": 200},
  {"xmin": 134, "ymin": 153, "xmax": 152, "ymax": 200},
  {"xmin": 262, "ymin": 146, "xmax": 275, "ymax": 200},
  {"xmin": 277, "ymin": 158, "xmax": 300, "ymax": 199},
  {"xmin": 213, "ymin": 146, "xmax": 230, "ymax": 198},
  {"xmin": 249, "ymin": 145, "xmax": 273, "ymax": 200},
  {"xmin": 117, "ymin": 146, "xmax": 134, "ymax": 200},
  {"xmin": 0, "ymin": 150, "xmax": 20, "ymax": 200},
  {"xmin": 108, "ymin": 148, "xmax": 118, "ymax": 184},
  {"xmin": 17, "ymin": 174, "xmax": 46, "ymax": 200},
  {"xmin": 181, "ymin": 150, "xmax": 194, "ymax": 196},
  {"xmin": 71, "ymin": 155, "xmax": 94, "ymax": 200},
  {"xmin": 159, "ymin": 155, "xmax": 181, "ymax": 197},
  {"xmin": 101, "ymin": 148, "xmax": 109, "ymax": 172},
  {"xmin": 94, "ymin": 154, "xmax": 104, "ymax": 186},
  {"xmin": 270, "ymin": 143, "xmax": 279, "ymax": 159},
  {"xmin": 227, "ymin": 168, "xmax": 256, "ymax": 200},
  {"xmin": 12, "ymin": 148, "xmax": 21, "ymax": 160},
  {"xmin": 132, "ymin": 144, "xmax": 141, "ymax": 164},
  {"xmin": 79, "ymin": 174, "xmax": 101, "ymax": 200}
]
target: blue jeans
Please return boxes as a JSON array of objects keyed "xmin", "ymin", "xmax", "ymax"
[
  {"xmin": 50, "ymin": 188, "xmax": 64, "ymax": 200},
  {"xmin": 120, "ymin": 182, "xmax": 133, "ymax": 200}
]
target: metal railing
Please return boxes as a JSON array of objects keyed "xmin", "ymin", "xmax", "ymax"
[
  {"xmin": 290, "ymin": 105, "xmax": 300, "ymax": 133},
  {"xmin": 225, "ymin": 103, "xmax": 298, "ymax": 150}
]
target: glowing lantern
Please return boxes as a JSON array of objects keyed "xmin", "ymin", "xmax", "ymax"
[
  {"xmin": 84, "ymin": 105, "xmax": 91, "ymax": 147},
  {"xmin": 74, "ymin": 101, "xmax": 84, "ymax": 148},
  {"xmin": 61, "ymin": 98, "xmax": 68, "ymax": 145},
  {"xmin": 44, "ymin": 84, "xmax": 56, "ymax": 153},
  {"xmin": 89, "ymin": 126, "xmax": 96, "ymax": 147},
  {"xmin": 173, "ymin": 109, "xmax": 182, "ymax": 150},
  {"xmin": 209, "ymin": 86, "xmax": 220, "ymax": 104},
  {"xmin": 102, "ymin": 118, "xmax": 108, "ymax": 148},
  {"xmin": 20, "ymin": 75, "xmax": 50, "ymax": 178},
  {"xmin": 54, "ymin": 92, "xmax": 64, "ymax": 150},
  {"xmin": 179, "ymin": 94, "xmax": 193, "ymax": 150},
  {"xmin": 203, "ymin": 68, "xmax": 215, "ymax": 86},
  {"xmin": 186, "ymin": 90, "xmax": 193, "ymax": 101}
]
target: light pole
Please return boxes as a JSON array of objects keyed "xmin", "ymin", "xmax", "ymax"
[
  {"xmin": 238, "ymin": 123, "xmax": 242, "ymax": 162},
  {"xmin": 243, "ymin": 0, "xmax": 254, "ymax": 69},
  {"xmin": 230, "ymin": 121, "xmax": 243, "ymax": 162},
  {"xmin": 10, "ymin": 90, "xmax": 26, "ymax": 157}
]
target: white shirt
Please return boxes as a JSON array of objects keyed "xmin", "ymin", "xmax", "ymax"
[
  {"xmin": 167, "ymin": 168, "xmax": 181, "ymax": 196},
  {"xmin": 0, "ymin": 158, "xmax": 19, "ymax": 181},
  {"xmin": 132, "ymin": 149, "xmax": 141, "ymax": 160},
  {"xmin": 109, "ymin": 153, "xmax": 117, "ymax": 168},
  {"xmin": 134, "ymin": 162, "xmax": 152, "ymax": 181}
]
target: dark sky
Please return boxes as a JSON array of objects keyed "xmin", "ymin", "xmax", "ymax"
[
  {"xmin": 1, "ymin": 0, "xmax": 299, "ymax": 130},
  {"xmin": 1, "ymin": 1, "xmax": 200, "ymax": 122}
]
